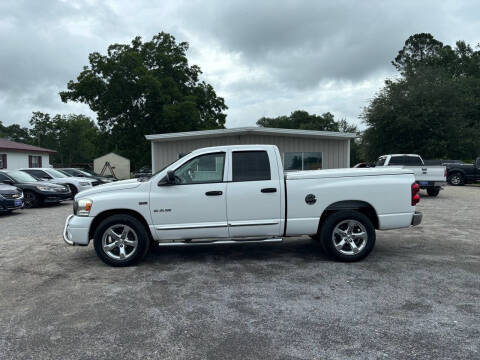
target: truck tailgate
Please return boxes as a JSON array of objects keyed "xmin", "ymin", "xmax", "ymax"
[{"xmin": 401, "ymin": 166, "xmax": 446, "ymax": 182}]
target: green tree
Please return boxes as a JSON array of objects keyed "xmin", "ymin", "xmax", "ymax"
[
  {"xmin": 363, "ymin": 33, "xmax": 480, "ymax": 161},
  {"xmin": 29, "ymin": 112, "xmax": 100, "ymax": 165},
  {"xmin": 257, "ymin": 110, "xmax": 361, "ymax": 166},
  {"xmin": 0, "ymin": 121, "xmax": 31, "ymax": 143},
  {"xmin": 60, "ymin": 32, "xmax": 227, "ymax": 168},
  {"xmin": 257, "ymin": 110, "xmax": 341, "ymax": 131}
]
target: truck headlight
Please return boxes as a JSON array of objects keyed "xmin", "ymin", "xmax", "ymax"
[{"xmin": 75, "ymin": 198, "xmax": 93, "ymax": 216}]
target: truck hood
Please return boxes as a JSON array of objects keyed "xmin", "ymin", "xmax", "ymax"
[
  {"xmin": 76, "ymin": 179, "xmax": 141, "ymax": 197},
  {"xmin": 286, "ymin": 167, "xmax": 414, "ymax": 180}
]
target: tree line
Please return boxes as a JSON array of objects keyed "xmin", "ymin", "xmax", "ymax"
[{"xmin": 1, "ymin": 32, "xmax": 479, "ymax": 168}]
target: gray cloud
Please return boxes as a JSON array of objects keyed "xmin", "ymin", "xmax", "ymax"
[{"xmin": 0, "ymin": 0, "xmax": 479, "ymax": 130}]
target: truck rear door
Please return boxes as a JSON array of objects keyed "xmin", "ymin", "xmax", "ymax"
[{"xmin": 226, "ymin": 148, "xmax": 282, "ymax": 238}]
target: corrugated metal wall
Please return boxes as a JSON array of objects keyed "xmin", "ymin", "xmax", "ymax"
[{"xmin": 152, "ymin": 134, "xmax": 350, "ymax": 171}]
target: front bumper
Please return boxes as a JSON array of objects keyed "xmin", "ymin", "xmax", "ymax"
[
  {"xmin": 63, "ymin": 214, "xmax": 93, "ymax": 246},
  {"xmin": 0, "ymin": 197, "xmax": 24, "ymax": 211},
  {"xmin": 42, "ymin": 190, "xmax": 72, "ymax": 203},
  {"xmin": 411, "ymin": 211, "xmax": 423, "ymax": 226}
]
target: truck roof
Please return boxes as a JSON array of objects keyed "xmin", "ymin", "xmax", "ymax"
[
  {"xmin": 190, "ymin": 144, "xmax": 277, "ymax": 153},
  {"xmin": 378, "ymin": 154, "xmax": 421, "ymax": 158}
]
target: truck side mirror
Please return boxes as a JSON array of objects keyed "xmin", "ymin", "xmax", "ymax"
[
  {"xmin": 158, "ymin": 170, "xmax": 176, "ymax": 186},
  {"xmin": 166, "ymin": 170, "xmax": 176, "ymax": 184}
]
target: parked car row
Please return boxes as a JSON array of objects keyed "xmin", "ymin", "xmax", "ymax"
[{"xmin": 0, "ymin": 167, "xmax": 118, "ymax": 214}]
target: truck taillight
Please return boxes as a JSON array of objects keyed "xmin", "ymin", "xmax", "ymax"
[
  {"xmin": 444, "ymin": 168, "xmax": 447, "ymax": 177},
  {"xmin": 412, "ymin": 183, "xmax": 420, "ymax": 206}
]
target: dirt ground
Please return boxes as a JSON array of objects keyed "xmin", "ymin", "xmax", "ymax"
[{"xmin": 0, "ymin": 185, "xmax": 479, "ymax": 359}]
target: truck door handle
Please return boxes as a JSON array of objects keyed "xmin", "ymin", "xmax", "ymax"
[
  {"xmin": 261, "ymin": 188, "xmax": 277, "ymax": 193},
  {"xmin": 205, "ymin": 191, "xmax": 223, "ymax": 196}
]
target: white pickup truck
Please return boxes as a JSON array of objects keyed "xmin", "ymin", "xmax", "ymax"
[
  {"xmin": 375, "ymin": 154, "xmax": 447, "ymax": 197},
  {"xmin": 63, "ymin": 145, "xmax": 422, "ymax": 266}
]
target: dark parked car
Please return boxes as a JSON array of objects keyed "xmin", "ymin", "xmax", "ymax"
[
  {"xmin": 423, "ymin": 159, "xmax": 464, "ymax": 166},
  {"xmin": 0, "ymin": 182, "xmax": 23, "ymax": 214},
  {"xmin": 0, "ymin": 170, "xmax": 71, "ymax": 208},
  {"xmin": 134, "ymin": 166, "xmax": 152, "ymax": 178},
  {"xmin": 57, "ymin": 168, "xmax": 115, "ymax": 184},
  {"xmin": 446, "ymin": 157, "xmax": 480, "ymax": 186}
]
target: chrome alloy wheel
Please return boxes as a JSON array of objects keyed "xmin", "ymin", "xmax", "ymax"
[
  {"xmin": 332, "ymin": 220, "xmax": 368, "ymax": 256},
  {"xmin": 102, "ymin": 225, "xmax": 138, "ymax": 260},
  {"xmin": 450, "ymin": 174, "xmax": 461, "ymax": 185}
]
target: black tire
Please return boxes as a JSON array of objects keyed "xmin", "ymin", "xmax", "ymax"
[
  {"xmin": 448, "ymin": 172, "xmax": 464, "ymax": 186},
  {"xmin": 23, "ymin": 191, "xmax": 39, "ymax": 208},
  {"xmin": 320, "ymin": 210, "xmax": 376, "ymax": 262},
  {"xmin": 68, "ymin": 184, "xmax": 78, "ymax": 198},
  {"xmin": 427, "ymin": 188, "xmax": 440, "ymax": 197},
  {"xmin": 93, "ymin": 214, "xmax": 150, "ymax": 267}
]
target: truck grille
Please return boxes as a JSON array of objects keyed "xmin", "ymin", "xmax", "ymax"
[{"xmin": 0, "ymin": 191, "xmax": 22, "ymax": 199}]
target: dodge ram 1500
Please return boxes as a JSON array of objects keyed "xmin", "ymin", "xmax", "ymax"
[{"xmin": 63, "ymin": 145, "xmax": 422, "ymax": 266}]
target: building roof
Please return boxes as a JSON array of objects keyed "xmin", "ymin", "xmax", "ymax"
[
  {"xmin": 0, "ymin": 138, "xmax": 56, "ymax": 153},
  {"xmin": 145, "ymin": 127, "xmax": 357, "ymax": 142},
  {"xmin": 94, "ymin": 152, "xmax": 130, "ymax": 162}
]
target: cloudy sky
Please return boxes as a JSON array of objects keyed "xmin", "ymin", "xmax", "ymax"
[{"xmin": 1, "ymin": 0, "xmax": 479, "ymax": 130}]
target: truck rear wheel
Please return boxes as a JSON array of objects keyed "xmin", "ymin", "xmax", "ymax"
[
  {"xmin": 93, "ymin": 214, "xmax": 150, "ymax": 267},
  {"xmin": 320, "ymin": 210, "xmax": 376, "ymax": 262},
  {"xmin": 427, "ymin": 188, "xmax": 440, "ymax": 197}
]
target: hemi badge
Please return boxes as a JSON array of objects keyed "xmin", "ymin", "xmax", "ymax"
[{"xmin": 138, "ymin": 201, "xmax": 148, "ymax": 205}]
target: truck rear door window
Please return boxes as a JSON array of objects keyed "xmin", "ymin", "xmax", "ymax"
[
  {"xmin": 388, "ymin": 156, "xmax": 407, "ymax": 166},
  {"xmin": 232, "ymin": 151, "xmax": 271, "ymax": 182},
  {"xmin": 407, "ymin": 157, "xmax": 423, "ymax": 166}
]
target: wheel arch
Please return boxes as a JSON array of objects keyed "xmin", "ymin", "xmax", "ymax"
[
  {"xmin": 447, "ymin": 169, "xmax": 466, "ymax": 177},
  {"xmin": 317, "ymin": 200, "xmax": 379, "ymax": 232},
  {"xmin": 88, "ymin": 209, "xmax": 153, "ymax": 241}
]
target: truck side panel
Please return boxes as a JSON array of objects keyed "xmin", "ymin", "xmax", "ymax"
[{"xmin": 285, "ymin": 173, "xmax": 415, "ymax": 235}]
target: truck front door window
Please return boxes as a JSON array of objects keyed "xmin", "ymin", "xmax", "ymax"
[{"xmin": 174, "ymin": 153, "xmax": 225, "ymax": 184}]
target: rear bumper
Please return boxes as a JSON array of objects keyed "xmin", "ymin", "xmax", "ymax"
[
  {"xmin": 417, "ymin": 181, "xmax": 447, "ymax": 188},
  {"xmin": 411, "ymin": 211, "xmax": 422, "ymax": 226}
]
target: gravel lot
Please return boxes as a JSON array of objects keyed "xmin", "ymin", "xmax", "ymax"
[{"xmin": 0, "ymin": 186, "xmax": 479, "ymax": 359}]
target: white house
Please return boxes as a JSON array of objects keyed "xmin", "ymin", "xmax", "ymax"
[
  {"xmin": 0, "ymin": 138, "xmax": 56, "ymax": 170},
  {"xmin": 94, "ymin": 152, "xmax": 130, "ymax": 180}
]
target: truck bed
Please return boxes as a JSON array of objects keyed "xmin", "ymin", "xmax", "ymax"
[{"xmin": 285, "ymin": 167, "xmax": 413, "ymax": 180}]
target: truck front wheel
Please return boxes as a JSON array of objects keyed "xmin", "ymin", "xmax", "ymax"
[
  {"xmin": 93, "ymin": 214, "xmax": 150, "ymax": 267},
  {"xmin": 320, "ymin": 210, "xmax": 376, "ymax": 262}
]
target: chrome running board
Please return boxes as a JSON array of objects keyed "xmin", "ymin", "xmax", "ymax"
[{"xmin": 156, "ymin": 238, "xmax": 283, "ymax": 247}]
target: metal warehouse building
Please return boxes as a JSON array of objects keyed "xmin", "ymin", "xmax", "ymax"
[{"xmin": 146, "ymin": 127, "xmax": 356, "ymax": 173}]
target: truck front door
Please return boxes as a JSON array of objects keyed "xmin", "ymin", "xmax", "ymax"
[
  {"xmin": 226, "ymin": 150, "xmax": 282, "ymax": 238},
  {"xmin": 150, "ymin": 152, "xmax": 229, "ymax": 240}
]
